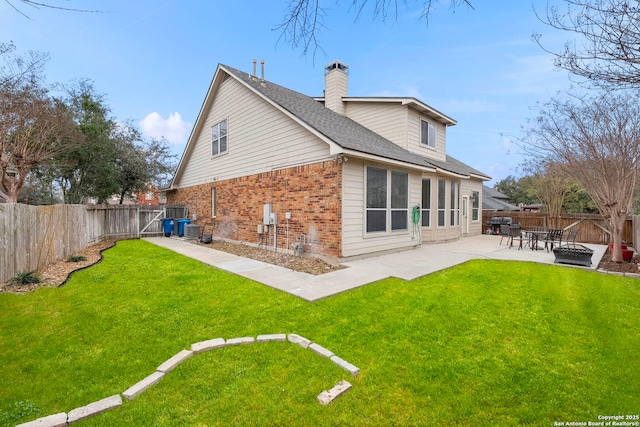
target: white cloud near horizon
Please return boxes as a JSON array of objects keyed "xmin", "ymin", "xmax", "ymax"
[{"xmin": 140, "ymin": 112, "xmax": 191, "ymax": 145}]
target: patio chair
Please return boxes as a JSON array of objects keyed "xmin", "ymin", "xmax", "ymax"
[
  {"xmin": 544, "ymin": 228, "xmax": 564, "ymax": 252},
  {"xmin": 509, "ymin": 225, "xmax": 527, "ymax": 249},
  {"xmin": 565, "ymin": 228, "xmax": 579, "ymax": 248},
  {"xmin": 499, "ymin": 224, "xmax": 511, "ymax": 245}
]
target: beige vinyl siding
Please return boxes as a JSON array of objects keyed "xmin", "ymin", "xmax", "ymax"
[
  {"xmin": 176, "ymin": 77, "xmax": 330, "ymax": 188},
  {"xmin": 406, "ymin": 109, "xmax": 447, "ymax": 162},
  {"xmin": 324, "ymin": 69, "xmax": 347, "ymax": 115},
  {"xmin": 344, "ymin": 102, "xmax": 408, "ymax": 149},
  {"xmin": 342, "ymin": 159, "xmax": 422, "ymax": 258}
]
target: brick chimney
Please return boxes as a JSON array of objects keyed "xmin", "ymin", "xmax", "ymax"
[{"xmin": 324, "ymin": 60, "xmax": 348, "ymax": 115}]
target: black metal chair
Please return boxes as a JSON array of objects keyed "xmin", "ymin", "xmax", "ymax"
[
  {"xmin": 544, "ymin": 228, "xmax": 564, "ymax": 252},
  {"xmin": 499, "ymin": 224, "xmax": 511, "ymax": 245},
  {"xmin": 509, "ymin": 225, "xmax": 527, "ymax": 249},
  {"xmin": 565, "ymin": 228, "xmax": 579, "ymax": 248}
]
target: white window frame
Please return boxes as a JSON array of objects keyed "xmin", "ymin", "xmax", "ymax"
[
  {"xmin": 365, "ymin": 166, "xmax": 409, "ymax": 235},
  {"xmin": 420, "ymin": 119, "xmax": 436, "ymax": 149},
  {"xmin": 437, "ymin": 179, "xmax": 446, "ymax": 227},
  {"xmin": 421, "ymin": 178, "xmax": 431, "ymax": 228},
  {"xmin": 472, "ymin": 191, "xmax": 480, "ymax": 221},
  {"xmin": 211, "ymin": 119, "xmax": 228, "ymax": 156},
  {"xmin": 450, "ymin": 181, "xmax": 458, "ymax": 227}
]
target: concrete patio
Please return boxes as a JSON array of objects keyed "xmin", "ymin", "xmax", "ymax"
[{"xmin": 144, "ymin": 235, "xmax": 608, "ymax": 302}]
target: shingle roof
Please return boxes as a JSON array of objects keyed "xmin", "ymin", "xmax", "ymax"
[
  {"xmin": 222, "ymin": 65, "xmax": 490, "ymax": 180},
  {"xmin": 482, "ymin": 185, "xmax": 510, "ymax": 200}
]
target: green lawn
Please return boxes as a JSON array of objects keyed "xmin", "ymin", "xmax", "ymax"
[{"xmin": 1, "ymin": 239, "xmax": 639, "ymax": 426}]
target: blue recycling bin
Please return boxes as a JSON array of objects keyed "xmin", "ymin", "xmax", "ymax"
[
  {"xmin": 177, "ymin": 219, "xmax": 191, "ymax": 237},
  {"xmin": 162, "ymin": 218, "xmax": 174, "ymax": 237}
]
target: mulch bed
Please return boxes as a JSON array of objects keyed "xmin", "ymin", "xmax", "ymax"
[
  {"xmin": 596, "ymin": 250, "xmax": 640, "ymax": 274},
  {"xmin": 194, "ymin": 240, "xmax": 345, "ymax": 275},
  {"xmin": 0, "ymin": 240, "xmax": 116, "ymax": 294}
]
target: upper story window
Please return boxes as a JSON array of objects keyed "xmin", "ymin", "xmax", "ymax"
[
  {"xmin": 212, "ymin": 119, "xmax": 228, "ymax": 156},
  {"xmin": 420, "ymin": 119, "xmax": 436, "ymax": 148}
]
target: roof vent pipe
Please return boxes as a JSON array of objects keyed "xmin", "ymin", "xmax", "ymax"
[
  {"xmin": 253, "ymin": 59, "xmax": 257, "ymax": 77},
  {"xmin": 261, "ymin": 59, "xmax": 265, "ymax": 82}
]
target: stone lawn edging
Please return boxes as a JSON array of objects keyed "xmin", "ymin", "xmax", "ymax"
[{"xmin": 16, "ymin": 333, "xmax": 359, "ymax": 427}]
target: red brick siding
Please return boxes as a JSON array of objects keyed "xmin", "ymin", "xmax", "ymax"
[{"xmin": 167, "ymin": 160, "xmax": 342, "ymax": 257}]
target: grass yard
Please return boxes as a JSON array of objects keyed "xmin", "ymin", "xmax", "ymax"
[{"xmin": 1, "ymin": 239, "xmax": 639, "ymax": 426}]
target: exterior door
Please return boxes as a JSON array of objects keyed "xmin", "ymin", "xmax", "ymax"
[{"xmin": 462, "ymin": 196, "xmax": 469, "ymax": 234}]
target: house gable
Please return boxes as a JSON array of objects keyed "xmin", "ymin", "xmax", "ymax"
[{"xmin": 173, "ymin": 69, "xmax": 332, "ymax": 189}]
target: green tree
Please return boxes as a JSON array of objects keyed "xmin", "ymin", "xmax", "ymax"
[
  {"xmin": 110, "ymin": 126, "xmax": 176, "ymax": 205},
  {"xmin": 563, "ymin": 180, "xmax": 598, "ymax": 214},
  {"xmin": 53, "ymin": 80, "xmax": 119, "ymax": 203},
  {"xmin": 494, "ymin": 175, "xmax": 537, "ymax": 206},
  {"xmin": 51, "ymin": 80, "xmax": 176, "ymax": 204}
]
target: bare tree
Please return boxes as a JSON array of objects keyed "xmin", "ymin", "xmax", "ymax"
[
  {"xmin": 277, "ymin": 0, "xmax": 473, "ymax": 56},
  {"xmin": 523, "ymin": 91, "xmax": 640, "ymax": 262},
  {"xmin": 4, "ymin": 0, "xmax": 103, "ymax": 19},
  {"xmin": 0, "ymin": 44, "xmax": 78, "ymax": 203},
  {"xmin": 524, "ymin": 160, "xmax": 571, "ymax": 229},
  {"xmin": 535, "ymin": 0, "xmax": 640, "ymax": 88}
]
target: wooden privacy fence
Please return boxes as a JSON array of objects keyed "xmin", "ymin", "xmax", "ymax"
[
  {"xmin": 482, "ymin": 211, "xmax": 636, "ymax": 245},
  {"xmin": 0, "ymin": 204, "xmax": 188, "ymax": 284}
]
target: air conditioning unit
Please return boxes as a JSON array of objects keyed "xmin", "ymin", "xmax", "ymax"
[{"xmin": 184, "ymin": 224, "xmax": 200, "ymax": 239}]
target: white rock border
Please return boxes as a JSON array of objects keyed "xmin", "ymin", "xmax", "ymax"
[{"xmin": 16, "ymin": 334, "xmax": 359, "ymax": 426}]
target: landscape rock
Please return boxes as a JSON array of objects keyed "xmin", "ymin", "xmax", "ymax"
[
  {"xmin": 317, "ymin": 380, "xmax": 352, "ymax": 405},
  {"xmin": 67, "ymin": 394, "xmax": 122, "ymax": 424},
  {"xmin": 330, "ymin": 355, "xmax": 360, "ymax": 376},
  {"xmin": 191, "ymin": 338, "xmax": 226, "ymax": 354},
  {"xmin": 157, "ymin": 349, "xmax": 193, "ymax": 373},
  {"xmin": 308, "ymin": 342, "xmax": 334, "ymax": 358},
  {"xmin": 226, "ymin": 336, "xmax": 255, "ymax": 346},
  {"xmin": 257, "ymin": 334, "xmax": 286, "ymax": 342},
  {"xmin": 287, "ymin": 334, "xmax": 311, "ymax": 348},
  {"xmin": 15, "ymin": 412, "xmax": 67, "ymax": 427},
  {"xmin": 123, "ymin": 371, "xmax": 165, "ymax": 400}
]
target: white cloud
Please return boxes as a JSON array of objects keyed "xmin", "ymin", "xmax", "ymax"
[
  {"xmin": 140, "ymin": 112, "xmax": 191, "ymax": 145},
  {"xmin": 502, "ymin": 136, "xmax": 520, "ymax": 156}
]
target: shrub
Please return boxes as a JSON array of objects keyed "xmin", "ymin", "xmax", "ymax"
[
  {"xmin": 67, "ymin": 255, "xmax": 87, "ymax": 262},
  {"xmin": 12, "ymin": 271, "xmax": 42, "ymax": 286}
]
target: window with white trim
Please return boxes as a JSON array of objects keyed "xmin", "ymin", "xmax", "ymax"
[
  {"xmin": 421, "ymin": 119, "xmax": 436, "ymax": 148},
  {"xmin": 366, "ymin": 166, "xmax": 387, "ymax": 233},
  {"xmin": 472, "ymin": 191, "xmax": 479, "ymax": 221},
  {"xmin": 437, "ymin": 179, "xmax": 446, "ymax": 227},
  {"xmin": 391, "ymin": 171, "xmax": 408, "ymax": 231},
  {"xmin": 450, "ymin": 181, "xmax": 458, "ymax": 226},
  {"xmin": 421, "ymin": 178, "xmax": 431, "ymax": 227},
  {"xmin": 366, "ymin": 166, "xmax": 409, "ymax": 233},
  {"xmin": 211, "ymin": 119, "xmax": 228, "ymax": 156}
]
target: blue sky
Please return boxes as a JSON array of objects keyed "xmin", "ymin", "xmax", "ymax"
[{"xmin": 0, "ymin": 0, "xmax": 575, "ymax": 185}]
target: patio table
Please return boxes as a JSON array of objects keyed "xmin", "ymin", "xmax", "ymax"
[{"xmin": 524, "ymin": 230, "xmax": 548, "ymax": 251}]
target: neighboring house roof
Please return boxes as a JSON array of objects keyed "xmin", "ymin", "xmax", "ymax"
[
  {"xmin": 483, "ymin": 185, "xmax": 510, "ymax": 200},
  {"xmin": 172, "ymin": 64, "xmax": 490, "ymax": 187},
  {"xmin": 482, "ymin": 185, "xmax": 520, "ymax": 211}
]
